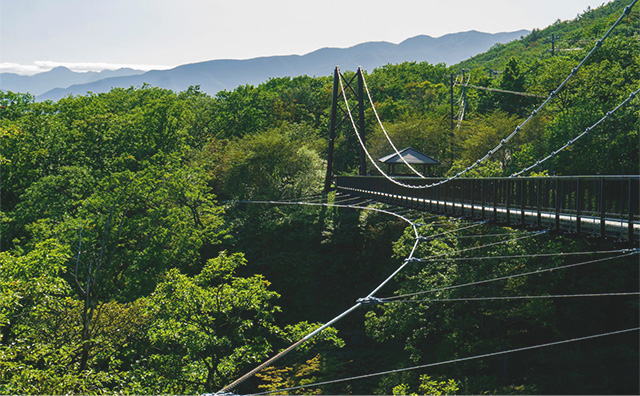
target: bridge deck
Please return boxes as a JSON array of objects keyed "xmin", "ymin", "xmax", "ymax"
[{"xmin": 336, "ymin": 176, "xmax": 640, "ymax": 242}]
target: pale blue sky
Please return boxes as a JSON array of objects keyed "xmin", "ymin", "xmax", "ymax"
[{"xmin": 1, "ymin": 0, "xmax": 608, "ymax": 74}]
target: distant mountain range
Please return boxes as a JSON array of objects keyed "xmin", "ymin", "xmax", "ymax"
[
  {"xmin": 1, "ymin": 30, "xmax": 529, "ymax": 101},
  {"xmin": 0, "ymin": 67, "xmax": 146, "ymax": 98}
]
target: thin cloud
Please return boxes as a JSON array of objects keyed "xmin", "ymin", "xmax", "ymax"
[{"xmin": 0, "ymin": 61, "xmax": 174, "ymax": 76}]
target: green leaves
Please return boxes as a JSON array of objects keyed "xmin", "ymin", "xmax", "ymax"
[
  {"xmin": 0, "ymin": 239, "xmax": 71, "ymax": 330},
  {"xmin": 218, "ymin": 123, "xmax": 324, "ymax": 200},
  {"xmin": 366, "ymin": 223, "xmax": 639, "ymax": 394},
  {"xmin": 144, "ymin": 251, "xmax": 281, "ymax": 392}
]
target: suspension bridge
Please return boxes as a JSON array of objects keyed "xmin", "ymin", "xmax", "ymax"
[
  {"xmin": 216, "ymin": 2, "xmax": 639, "ymax": 394},
  {"xmin": 321, "ymin": 1, "xmax": 640, "ymax": 243}
]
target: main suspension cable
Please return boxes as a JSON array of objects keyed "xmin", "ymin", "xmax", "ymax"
[
  {"xmin": 361, "ymin": 70, "xmax": 427, "ymax": 178},
  {"xmin": 456, "ymin": 83, "xmax": 546, "ymax": 98}
]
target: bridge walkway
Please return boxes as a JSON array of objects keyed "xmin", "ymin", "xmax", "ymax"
[{"xmin": 336, "ymin": 175, "xmax": 640, "ymax": 242}]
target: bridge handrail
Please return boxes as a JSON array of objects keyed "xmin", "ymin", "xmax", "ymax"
[
  {"xmin": 337, "ymin": 175, "xmax": 640, "ymax": 181},
  {"xmin": 336, "ymin": 175, "xmax": 640, "ymax": 241}
]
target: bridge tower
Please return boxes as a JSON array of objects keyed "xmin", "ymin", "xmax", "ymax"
[{"xmin": 324, "ymin": 66, "xmax": 367, "ymax": 192}]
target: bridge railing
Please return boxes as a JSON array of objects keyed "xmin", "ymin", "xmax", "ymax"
[{"xmin": 335, "ymin": 175, "xmax": 640, "ymax": 241}]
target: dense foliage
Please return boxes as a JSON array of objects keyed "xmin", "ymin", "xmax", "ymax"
[{"xmin": 1, "ymin": 0, "xmax": 638, "ymax": 393}]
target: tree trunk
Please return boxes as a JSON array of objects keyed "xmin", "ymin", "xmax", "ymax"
[{"xmin": 79, "ymin": 298, "xmax": 95, "ymax": 371}]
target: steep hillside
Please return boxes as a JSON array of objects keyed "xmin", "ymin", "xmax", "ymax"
[{"xmin": 455, "ymin": 0, "xmax": 639, "ymax": 71}]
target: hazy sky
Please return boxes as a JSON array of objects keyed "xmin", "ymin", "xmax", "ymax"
[{"xmin": 1, "ymin": 0, "xmax": 608, "ymax": 75}]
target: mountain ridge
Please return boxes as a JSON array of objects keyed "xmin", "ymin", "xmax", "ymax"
[
  {"xmin": 3, "ymin": 30, "xmax": 529, "ymax": 101},
  {"xmin": 0, "ymin": 67, "xmax": 146, "ymax": 97}
]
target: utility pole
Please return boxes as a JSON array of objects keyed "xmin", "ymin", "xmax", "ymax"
[
  {"xmin": 461, "ymin": 69, "xmax": 468, "ymax": 113},
  {"xmin": 450, "ymin": 74, "xmax": 455, "ymax": 130},
  {"xmin": 357, "ymin": 67, "xmax": 366, "ymax": 176},
  {"xmin": 449, "ymin": 73, "xmax": 456, "ymax": 164},
  {"xmin": 546, "ymin": 34, "xmax": 559, "ymax": 56},
  {"xmin": 323, "ymin": 66, "xmax": 339, "ymax": 192}
]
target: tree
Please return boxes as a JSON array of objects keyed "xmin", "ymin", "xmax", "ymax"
[
  {"xmin": 218, "ymin": 123, "xmax": 324, "ymax": 200},
  {"xmin": 0, "ymin": 91, "xmax": 35, "ymax": 121},
  {"xmin": 497, "ymin": 57, "xmax": 532, "ymax": 115},
  {"xmin": 392, "ymin": 375, "xmax": 460, "ymax": 396},
  {"xmin": 453, "ymin": 110, "xmax": 523, "ymax": 171},
  {"xmin": 139, "ymin": 251, "xmax": 280, "ymax": 393},
  {"xmin": 0, "ymin": 239, "xmax": 119, "ymax": 394},
  {"xmin": 255, "ymin": 321, "xmax": 346, "ymax": 395}
]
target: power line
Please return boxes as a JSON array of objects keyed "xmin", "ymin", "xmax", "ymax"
[
  {"xmin": 411, "ymin": 230, "xmax": 547, "ymax": 262},
  {"xmin": 384, "ymin": 291, "xmax": 640, "ymax": 304},
  {"xmin": 456, "ymin": 83, "xmax": 546, "ymax": 98},
  {"xmin": 382, "ymin": 250, "xmax": 639, "ymax": 301},
  {"xmin": 425, "ymin": 249, "xmax": 634, "ymax": 262},
  {"xmin": 256, "ymin": 327, "xmax": 640, "ymax": 395},
  {"xmin": 233, "ymin": 198, "xmax": 417, "ymax": 236},
  {"xmin": 445, "ymin": 0, "xmax": 635, "ymax": 178}
]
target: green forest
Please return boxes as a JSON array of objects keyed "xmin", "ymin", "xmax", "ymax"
[{"xmin": 0, "ymin": 1, "xmax": 638, "ymax": 394}]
